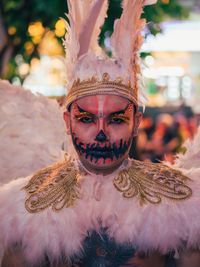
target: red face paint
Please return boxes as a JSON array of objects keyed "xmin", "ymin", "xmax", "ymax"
[{"xmin": 67, "ymin": 95, "xmax": 140, "ymax": 174}]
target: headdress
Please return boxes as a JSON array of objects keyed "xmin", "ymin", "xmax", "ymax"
[{"xmin": 63, "ymin": 0, "xmax": 157, "ymax": 109}]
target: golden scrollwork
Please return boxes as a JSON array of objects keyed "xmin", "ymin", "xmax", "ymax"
[
  {"xmin": 113, "ymin": 160, "xmax": 192, "ymax": 205},
  {"xmin": 23, "ymin": 157, "xmax": 81, "ymax": 213},
  {"xmin": 66, "ymin": 72, "xmax": 138, "ymax": 108}
]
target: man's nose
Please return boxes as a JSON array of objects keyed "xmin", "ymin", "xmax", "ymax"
[{"xmin": 95, "ymin": 130, "xmax": 108, "ymax": 142}]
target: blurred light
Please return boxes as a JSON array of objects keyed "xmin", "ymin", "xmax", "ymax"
[
  {"xmin": 8, "ymin": 26, "xmax": 16, "ymax": 35},
  {"xmin": 182, "ymin": 76, "xmax": 192, "ymax": 99},
  {"xmin": 51, "ymin": 58, "xmax": 64, "ymax": 69},
  {"xmin": 142, "ymin": 21, "xmax": 200, "ymax": 52},
  {"xmin": 157, "ymin": 66, "xmax": 184, "ymax": 77},
  {"xmin": 148, "ymin": 94, "xmax": 167, "ymax": 107},
  {"xmin": 168, "ymin": 76, "xmax": 179, "ymax": 87},
  {"xmin": 55, "ymin": 20, "xmax": 66, "ymax": 37},
  {"xmin": 28, "ymin": 22, "xmax": 45, "ymax": 37},
  {"xmin": 182, "ymin": 76, "xmax": 192, "ymax": 86},
  {"xmin": 143, "ymin": 68, "xmax": 158, "ymax": 79},
  {"xmin": 13, "ymin": 37, "xmax": 21, "ymax": 45},
  {"xmin": 15, "ymin": 54, "xmax": 24, "ymax": 65},
  {"xmin": 18, "ymin": 63, "xmax": 30, "ymax": 76},
  {"xmin": 143, "ymin": 66, "xmax": 184, "ymax": 79},
  {"xmin": 165, "ymin": 77, "xmax": 180, "ymax": 101},
  {"xmin": 38, "ymin": 31, "xmax": 64, "ymax": 56},
  {"xmin": 104, "ymin": 37, "xmax": 112, "ymax": 51},
  {"xmin": 155, "ymin": 77, "xmax": 167, "ymax": 87},
  {"xmin": 30, "ymin": 58, "xmax": 40, "ymax": 71},
  {"xmin": 12, "ymin": 77, "xmax": 21, "ymax": 86},
  {"xmin": 32, "ymin": 36, "xmax": 42, "ymax": 44},
  {"xmin": 24, "ymin": 41, "xmax": 34, "ymax": 55},
  {"xmin": 145, "ymin": 55, "xmax": 155, "ymax": 67},
  {"xmin": 161, "ymin": 0, "xmax": 169, "ymax": 4},
  {"xmin": 23, "ymin": 55, "xmax": 66, "ymax": 96}
]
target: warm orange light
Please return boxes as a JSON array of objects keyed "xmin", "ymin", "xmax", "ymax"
[
  {"xmin": 161, "ymin": 0, "xmax": 170, "ymax": 4},
  {"xmin": 32, "ymin": 36, "xmax": 42, "ymax": 44},
  {"xmin": 55, "ymin": 19, "xmax": 66, "ymax": 37},
  {"xmin": 38, "ymin": 30, "xmax": 64, "ymax": 56},
  {"xmin": 8, "ymin": 26, "xmax": 16, "ymax": 35},
  {"xmin": 28, "ymin": 22, "xmax": 45, "ymax": 37},
  {"xmin": 30, "ymin": 58, "xmax": 40, "ymax": 71},
  {"xmin": 18, "ymin": 63, "xmax": 30, "ymax": 76},
  {"xmin": 25, "ymin": 41, "xmax": 34, "ymax": 55}
]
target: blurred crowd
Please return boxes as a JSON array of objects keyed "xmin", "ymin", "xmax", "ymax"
[{"xmin": 134, "ymin": 108, "xmax": 199, "ymax": 164}]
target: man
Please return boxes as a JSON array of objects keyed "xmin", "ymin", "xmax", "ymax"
[
  {"xmin": 1, "ymin": 0, "xmax": 200, "ymax": 266},
  {"xmin": 64, "ymin": 95, "xmax": 142, "ymax": 175}
]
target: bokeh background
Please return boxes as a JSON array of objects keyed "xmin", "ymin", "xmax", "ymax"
[{"xmin": 1, "ymin": 0, "xmax": 200, "ymax": 163}]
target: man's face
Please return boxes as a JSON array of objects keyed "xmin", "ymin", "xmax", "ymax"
[{"xmin": 63, "ymin": 95, "xmax": 142, "ymax": 174}]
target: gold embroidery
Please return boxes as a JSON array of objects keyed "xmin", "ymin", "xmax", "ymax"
[
  {"xmin": 66, "ymin": 72, "xmax": 137, "ymax": 108},
  {"xmin": 113, "ymin": 160, "xmax": 192, "ymax": 205},
  {"xmin": 23, "ymin": 157, "xmax": 81, "ymax": 213}
]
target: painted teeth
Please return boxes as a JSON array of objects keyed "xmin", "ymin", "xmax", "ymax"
[{"xmin": 72, "ymin": 132, "xmax": 131, "ymax": 163}]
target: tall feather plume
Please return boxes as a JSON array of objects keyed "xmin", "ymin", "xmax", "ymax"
[
  {"xmin": 78, "ymin": 0, "xmax": 108, "ymax": 57},
  {"xmin": 111, "ymin": 0, "xmax": 157, "ymax": 106},
  {"xmin": 63, "ymin": 0, "xmax": 108, "ymax": 87}
]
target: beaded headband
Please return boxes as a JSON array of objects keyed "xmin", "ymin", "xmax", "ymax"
[{"xmin": 66, "ymin": 72, "xmax": 138, "ymax": 108}]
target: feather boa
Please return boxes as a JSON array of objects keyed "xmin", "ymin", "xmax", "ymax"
[
  {"xmin": 0, "ymin": 79, "xmax": 66, "ymax": 185},
  {"xmin": 174, "ymin": 126, "xmax": 200, "ymax": 169},
  {"xmin": 1, "ymin": 158, "xmax": 200, "ymax": 265}
]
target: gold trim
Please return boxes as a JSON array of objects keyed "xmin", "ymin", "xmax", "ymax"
[
  {"xmin": 66, "ymin": 72, "xmax": 138, "ymax": 107},
  {"xmin": 113, "ymin": 160, "xmax": 192, "ymax": 206},
  {"xmin": 23, "ymin": 157, "xmax": 81, "ymax": 213}
]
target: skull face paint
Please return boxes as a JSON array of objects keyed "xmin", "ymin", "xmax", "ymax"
[
  {"xmin": 72, "ymin": 132, "xmax": 131, "ymax": 164},
  {"xmin": 64, "ymin": 95, "xmax": 142, "ymax": 174}
]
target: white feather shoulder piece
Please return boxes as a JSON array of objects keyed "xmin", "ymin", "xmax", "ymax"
[
  {"xmin": 1, "ymin": 156, "xmax": 200, "ymax": 265},
  {"xmin": 0, "ymin": 79, "xmax": 66, "ymax": 185},
  {"xmin": 174, "ymin": 126, "xmax": 200, "ymax": 169}
]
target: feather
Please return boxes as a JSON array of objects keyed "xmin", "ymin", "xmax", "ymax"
[
  {"xmin": 111, "ymin": 0, "xmax": 156, "ymax": 103},
  {"xmin": 0, "ymin": 79, "xmax": 66, "ymax": 185},
  {"xmin": 2, "ymin": 158, "xmax": 200, "ymax": 264},
  {"xmin": 111, "ymin": 0, "xmax": 145, "ymax": 93},
  {"xmin": 174, "ymin": 126, "xmax": 200, "ymax": 169},
  {"xmin": 78, "ymin": 0, "xmax": 108, "ymax": 57},
  {"xmin": 63, "ymin": 0, "xmax": 108, "ymax": 87}
]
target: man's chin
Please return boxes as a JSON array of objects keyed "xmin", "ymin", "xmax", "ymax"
[{"xmin": 79, "ymin": 155, "xmax": 125, "ymax": 174}]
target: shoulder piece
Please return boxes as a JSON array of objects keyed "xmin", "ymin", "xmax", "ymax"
[
  {"xmin": 23, "ymin": 157, "xmax": 81, "ymax": 213},
  {"xmin": 113, "ymin": 159, "xmax": 192, "ymax": 205}
]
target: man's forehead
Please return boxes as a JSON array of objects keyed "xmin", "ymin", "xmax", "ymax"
[{"xmin": 73, "ymin": 95, "xmax": 130, "ymax": 114}]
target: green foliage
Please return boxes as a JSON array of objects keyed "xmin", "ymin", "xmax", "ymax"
[{"xmin": 0, "ymin": 0, "xmax": 189, "ymax": 80}]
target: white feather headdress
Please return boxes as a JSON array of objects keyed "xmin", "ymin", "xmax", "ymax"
[{"xmin": 63, "ymin": 0, "xmax": 157, "ymax": 108}]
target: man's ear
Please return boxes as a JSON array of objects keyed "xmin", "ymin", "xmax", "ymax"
[
  {"xmin": 133, "ymin": 112, "xmax": 142, "ymax": 137},
  {"xmin": 63, "ymin": 110, "xmax": 71, "ymax": 135}
]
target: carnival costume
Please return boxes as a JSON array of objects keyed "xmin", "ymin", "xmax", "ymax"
[
  {"xmin": 0, "ymin": 80, "xmax": 66, "ymax": 185},
  {"xmin": 1, "ymin": 0, "xmax": 200, "ymax": 266}
]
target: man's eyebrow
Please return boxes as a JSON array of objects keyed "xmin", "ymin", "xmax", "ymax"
[
  {"xmin": 109, "ymin": 104, "xmax": 130, "ymax": 116},
  {"xmin": 76, "ymin": 103, "xmax": 96, "ymax": 116}
]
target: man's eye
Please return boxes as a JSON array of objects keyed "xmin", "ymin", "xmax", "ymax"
[
  {"xmin": 76, "ymin": 116, "xmax": 94, "ymax": 123},
  {"xmin": 108, "ymin": 117, "xmax": 127, "ymax": 124}
]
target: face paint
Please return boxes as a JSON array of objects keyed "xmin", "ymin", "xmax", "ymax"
[
  {"xmin": 125, "ymin": 103, "xmax": 133, "ymax": 116},
  {"xmin": 95, "ymin": 130, "xmax": 108, "ymax": 142},
  {"xmin": 71, "ymin": 132, "xmax": 131, "ymax": 164},
  {"xmin": 65, "ymin": 95, "xmax": 142, "ymax": 174},
  {"xmin": 73, "ymin": 102, "xmax": 96, "ymax": 123}
]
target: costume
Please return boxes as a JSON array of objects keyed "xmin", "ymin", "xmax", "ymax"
[
  {"xmin": 1, "ymin": 152, "xmax": 200, "ymax": 266},
  {"xmin": 0, "ymin": 79, "xmax": 66, "ymax": 185},
  {"xmin": 1, "ymin": 0, "xmax": 200, "ymax": 266}
]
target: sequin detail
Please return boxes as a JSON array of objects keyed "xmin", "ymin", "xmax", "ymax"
[
  {"xmin": 23, "ymin": 158, "xmax": 81, "ymax": 213},
  {"xmin": 113, "ymin": 160, "xmax": 192, "ymax": 205}
]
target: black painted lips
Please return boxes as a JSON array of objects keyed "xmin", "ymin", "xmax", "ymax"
[{"xmin": 72, "ymin": 132, "xmax": 131, "ymax": 163}]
